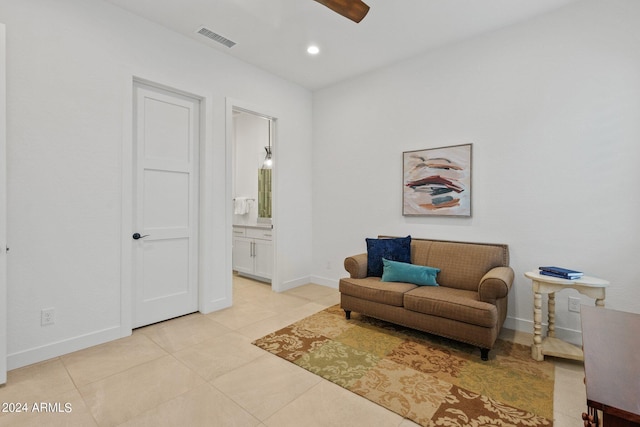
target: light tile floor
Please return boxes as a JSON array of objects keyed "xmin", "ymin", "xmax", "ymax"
[{"xmin": 0, "ymin": 275, "xmax": 587, "ymax": 426}]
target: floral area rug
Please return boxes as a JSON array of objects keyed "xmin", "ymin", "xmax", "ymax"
[{"xmin": 253, "ymin": 305, "xmax": 554, "ymax": 426}]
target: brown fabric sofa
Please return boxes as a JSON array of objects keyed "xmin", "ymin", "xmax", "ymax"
[{"xmin": 339, "ymin": 237, "xmax": 514, "ymax": 360}]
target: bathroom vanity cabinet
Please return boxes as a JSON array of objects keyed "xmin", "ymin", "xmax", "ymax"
[{"xmin": 232, "ymin": 225, "xmax": 273, "ymax": 282}]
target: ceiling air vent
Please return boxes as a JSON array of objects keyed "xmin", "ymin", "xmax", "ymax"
[{"xmin": 196, "ymin": 27, "xmax": 236, "ymax": 48}]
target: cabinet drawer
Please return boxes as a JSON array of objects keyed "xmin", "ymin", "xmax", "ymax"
[
  {"xmin": 247, "ymin": 228, "xmax": 273, "ymax": 240},
  {"xmin": 232, "ymin": 227, "xmax": 246, "ymax": 237}
]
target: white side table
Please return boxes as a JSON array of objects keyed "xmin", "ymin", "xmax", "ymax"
[{"xmin": 524, "ymin": 271, "xmax": 608, "ymax": 361}]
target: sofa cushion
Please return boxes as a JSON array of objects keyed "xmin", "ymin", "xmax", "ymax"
[
  {"xmin": 339, "ymin": 277, "xmax": 417, "ymax": 307},
  {"xmin": 366, "ymin": 236, "xmax": 411, "ymax": 277},
  {"xmin": 381, "ymin": 258, "xmax": 440, "ymax": 286},
  {"xmin": 425, "ymin": 241, "xmax": 508, "ymax": 291},
  {"xmin": 403, "ymin": 286, "xmax": 498, "ymax": 327}
]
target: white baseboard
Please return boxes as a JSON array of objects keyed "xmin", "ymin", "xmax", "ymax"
[
  {"xmin": 278, "ymin": 276, "xmax": 313, "ymax": 292},
  {"xmin": 279, "ymin": 275, "xmax": 338, "ymax": 291},
  {"xmin": 202, "ymin": 296, "xmax": 232, "ymax": 314},
  {"xmin": 7, "ymin": 326, "xmax": 125, "ymax": 370},
  {"xmin": 504, "ymin": 316, "xmax": 583, "ymax": 346},
  {"xmin": 309, "ymin": 275, "xmax": 338, "ymax": 289}
]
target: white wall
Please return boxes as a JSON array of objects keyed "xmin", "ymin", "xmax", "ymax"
[
  {"xmin": 1, "ymin": 0, "xmax": 312, "ymax": 369},
  {"xmin": 312, "ymin": 0, "xmax": 640, "ymax": 344}
]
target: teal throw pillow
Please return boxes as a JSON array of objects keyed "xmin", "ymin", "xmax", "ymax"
[{"xmin": 381, "ymin": 258, "xmax": 440, "ymax": 286}]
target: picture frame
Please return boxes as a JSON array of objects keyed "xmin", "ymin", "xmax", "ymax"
[{"xmin": 403, "ymin": 143, "xmax": 472, "ymax": 216}]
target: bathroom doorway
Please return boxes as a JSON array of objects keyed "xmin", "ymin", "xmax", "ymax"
[{"xmin": 229, "ymin": 105, "xmax": 276, "ymax": 289}]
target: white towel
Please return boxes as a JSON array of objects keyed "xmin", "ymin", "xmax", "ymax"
[{"xmin": 234, "ymin": 197, "xmax": 250, "ymax": 215}]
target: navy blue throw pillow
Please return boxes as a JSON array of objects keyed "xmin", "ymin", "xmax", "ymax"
[{"xmin": 366, "ymin": 236, "xmax": 411, "ymax": 277}]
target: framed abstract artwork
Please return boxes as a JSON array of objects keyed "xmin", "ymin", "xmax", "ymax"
[{"xmin": 403, "ymin": 143, "xmax": 472, "ymax": 216}]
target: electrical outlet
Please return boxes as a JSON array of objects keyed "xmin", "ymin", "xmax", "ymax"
[
  {"xmin": 41, "ymin": 308, "xmax": 55, "ymax": 326},
  {"xmin": 568, "ymin": 297, "xmax": 581, "ymax": 313}
]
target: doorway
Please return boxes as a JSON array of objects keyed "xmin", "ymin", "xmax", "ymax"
[
  {"xmin": 131, "ymin": 81, "xmax": 200, "ymax": 328},
  {"xmin": 228, "ymin": 101, "xmax": 277, "ymax": 290}
]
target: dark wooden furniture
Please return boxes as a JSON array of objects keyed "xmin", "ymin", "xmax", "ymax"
[{"xmin": 581, "ymin": 306, "xmax": 640, "ymax": 427}]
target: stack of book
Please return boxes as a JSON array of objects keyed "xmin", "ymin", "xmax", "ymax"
[{"xmin": 539, "ymin": 266, "xmax": 583, "ymax": 280}]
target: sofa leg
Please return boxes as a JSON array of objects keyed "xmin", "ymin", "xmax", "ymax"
[
  {"xmin": 480, "ymin": 348, "xmax": 489, "ymax": 361},
  {"xmin": 344, "ymin": 310, "xmax": 351, "ymax": 320}
]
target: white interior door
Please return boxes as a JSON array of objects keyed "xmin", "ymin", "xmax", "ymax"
[
  {"xmin": 0, "ymin": 23, "xmax": 8, "ymax": 384},
  {"xmin": 132, "ymin": 82, "xmax": 199, "ymax": 328}
]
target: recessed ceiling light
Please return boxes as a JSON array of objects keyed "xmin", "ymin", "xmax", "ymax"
[{"xmin": 307, "ymin": 45, "xmax": 320, "ymax": 55}]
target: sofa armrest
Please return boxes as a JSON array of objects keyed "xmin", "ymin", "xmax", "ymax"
[
  {"xmin": 478, "ymin": 266, "xmax": 514, "ymax": 304},
  {"xmin": 344, "ymin": 253, "xmax": 369, "ymax": 279}
]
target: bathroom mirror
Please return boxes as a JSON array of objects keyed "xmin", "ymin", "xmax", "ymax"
[{"xmin": 233, "ymin": 109, "xmax": 273, "ymax": 224}]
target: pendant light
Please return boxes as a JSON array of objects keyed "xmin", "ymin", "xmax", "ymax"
[{"xmin": 263, "ymin": 146, "xmax": 272, "ymax": 169}]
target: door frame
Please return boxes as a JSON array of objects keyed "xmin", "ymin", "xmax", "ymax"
[
  {"xmin": 225, "ymin": 98, "xmax": 279, "ymax": 292},
  {"xmin": 131, "ymin": 81, "xmax": 201, "ymax": 328},
  {"xmin": 1, "ymin": 23, "xmax": 8, "ymax": 384},
  {"xmin": 121, "ymin": 76, "xmax": 213, "ymax": 335}
]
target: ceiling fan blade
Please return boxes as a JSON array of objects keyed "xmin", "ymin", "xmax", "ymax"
[{"xmin": 312, "ymin": 0, "xmax": 370, "ymax": 23}]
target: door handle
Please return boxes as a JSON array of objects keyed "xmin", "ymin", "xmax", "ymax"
[{"xmin": 132, "ymin": 233, "xmax": 150, "ymax": 240}]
